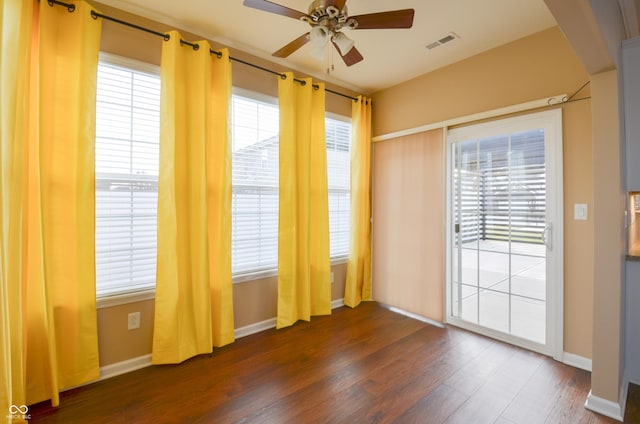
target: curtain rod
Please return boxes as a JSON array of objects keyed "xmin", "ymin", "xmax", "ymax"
[{"xmin": 48, "ymin": 0, "xmax": 360, "ymax": 102}]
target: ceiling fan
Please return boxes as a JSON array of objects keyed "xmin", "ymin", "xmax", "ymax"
[{"xmin": 243, "ymin": 0, "xmax": 415, "ymax": 66}]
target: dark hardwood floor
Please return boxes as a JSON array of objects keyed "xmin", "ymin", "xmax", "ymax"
[{"xmin": 29, "ymin": 302, "xmax": 636, "ymax": 423}]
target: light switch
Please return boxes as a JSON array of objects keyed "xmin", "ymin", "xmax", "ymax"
[{"xmin": 574, "ymin": 203, "xmax": 588, "ymax": 221}]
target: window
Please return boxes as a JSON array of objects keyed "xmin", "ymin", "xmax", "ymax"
[
  {"xmin": 95, "ymin": 65, "xmax": 350, "ymax": 295},
  {"xmin": 95, "ymin": 54, "xmax": 160, "ymax": 297},
  {"xmin": 231, "ymin": 93, "xmax": 280, "ymax": 276},
  {"xmin": 231, "ymin": 91, "xmax": 351, "ymax": 278},
  {"xmin": 326, "ymin": 116, "xmax": 351, "ymax": 258}
]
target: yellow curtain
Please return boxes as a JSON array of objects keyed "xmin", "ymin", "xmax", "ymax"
[
  {"xmin": 1, "ymin": 0, "xmax": 35, "ymax": 417},
  {"xmin": 153, "ymin": 32, "xmax": 234, "ymax": 364},
  {"xmin": 344, "ymin": 96, "xmax": 373, "ymax": 308},
  {"xmin": 277, "ymin": 73, "xmax": 331, "ymax": 329},
  {"xmin": 207, "ymin": 49, "xmax": 234, "ymax": 348},
  {"xmin": 1, "ymin": 0, "xmax": 102, "ymax": 412}
]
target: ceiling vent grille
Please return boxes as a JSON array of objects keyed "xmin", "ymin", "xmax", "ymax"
[{"xmin": 426, "ymin": 32, "xmax": 459, "ymax": 50}]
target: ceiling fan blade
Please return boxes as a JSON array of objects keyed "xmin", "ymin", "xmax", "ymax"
[
  {"xmin": 243, "ymin": 0, "xmax": 308, "ymax": 20},
  {"xmin": 333, "ymin": 43, "xmax": 364, "ymax": 66},
  {"xmin": 273, "ymin": 33, "xmax": 310, "ymax": 58},
  {"xmin": 350, "ymin": 9, "xmax": 415, "ymax": 29}
]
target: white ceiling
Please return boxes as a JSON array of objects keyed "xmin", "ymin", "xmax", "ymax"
[{"xmin": 97, "ymin": 0, "xmax": 558, "ymax": 94}]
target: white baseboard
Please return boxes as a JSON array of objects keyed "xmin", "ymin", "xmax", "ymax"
[
  {"xmin": 234, "ymin": 298, "xmax": 344, "ymax": 338},
  {"xmin": 380, "ymin": 303, "xmax": 445, "ymax": 328},
  {"xmin": 234, "ymin": 317, "xmax": 278, "ymax": 339},
  {"xmin": 585, "ymin": 390, "xmax": 624, "ymax": 422},
  {"xmin": 99, "ymin": 354, "xmax": 152, "ymax": 381},
  {"xmin": 96, "ymin": 298, "xmax": 347, "ymax": 383},
  {"xmin": 562, "ymin": 352, "xmax": 592, "ymax": 372},
  {"xmin": 585, "ymin": 370, "xmax": 627, "ymax": 423}
]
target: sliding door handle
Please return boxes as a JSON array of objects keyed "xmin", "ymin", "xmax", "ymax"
[{"xmin": 541, "ymin": 223, "xmax": 553, "ymax": 251}]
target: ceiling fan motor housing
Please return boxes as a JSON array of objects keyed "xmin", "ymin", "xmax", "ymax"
[{"xmin": 304, "ymin": 0, "xmax": 350, "ymax": 30}]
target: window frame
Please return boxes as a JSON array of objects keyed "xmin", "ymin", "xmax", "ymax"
[
  {"xmin": 94, "ymin": 58, "xmax": 352, "ymax": 305},
  {"xmin": 230, "ymin": 89, "xmax": 351, "ymax": 284},
  {"xmin": 325, "ymin": 110, "xmax": 352, "ymax": 263},
  {"xmin": 95, "ymin": 52, "xmax": 161, "ymax": 307},
  {"xmin": 230, "ymin": 88, "xmax": 281, "ymax": 283}
]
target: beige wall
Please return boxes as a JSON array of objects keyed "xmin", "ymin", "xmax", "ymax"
[
  {"xmin": 371, "ymin": 27, "xmax": 595, "ymax": 358},
  {"xmin": 371, "ymin": 27, "xmax": 588, "ymax": 137},
  {"xmin": 90, "ymin": 2, "xmax": 354, "ymax": 367},
  {"xmin": 590, "ymin": 70, "xmax": 625, "ymax": 402},
  {"xmin": 372, "ymin": 129, "xmax": 444, "ymax": 322},
  {"xmin": 91, "ymin": 1, "xmax": 356, "ymax": 117},
  {"xmin": 561, "ymin": 100, "xmax": 595, "ymax": 358},
  {"xmin": 90, "ymin": 4, "xmax": 598, "ymax": 366},
  {"xmin": 99, "ymin": 263, "xmax": 347, "ymax": 366}
]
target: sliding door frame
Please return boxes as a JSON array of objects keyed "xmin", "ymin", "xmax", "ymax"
[{"xmin": 444, "ymin": 109, "xmax": 564, "ymax": 360}]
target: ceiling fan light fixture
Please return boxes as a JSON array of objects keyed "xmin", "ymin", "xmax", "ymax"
[
  {"xmin": 333, "ymin": 31, "xmax": 354, "ymax": 55},
  {"xmin": 310, "ymin": 25, "xmax": 331, "ymax": 46},
  {"xmin": 309, "ymin": 44, "xmax": 328, "ymax": 60}
]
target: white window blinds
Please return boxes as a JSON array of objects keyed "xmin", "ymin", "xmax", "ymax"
[
  {"xmin": 230, "ymin": 92, "xmax": 352, "ymax": 277},
  {"xmin": 231, "ymin": 94, "xmax": 280, "ymax": 276},
  {"xmin": 95, "ymin": 55, "xmax": 160, "ymax": 297},
  {"xmin": 95, "ymin": 67, "xmax": 351, "ymax": 294},
  {"xmin": 326, "ymin": 116, "xmax": 351, "ymax": 258}
]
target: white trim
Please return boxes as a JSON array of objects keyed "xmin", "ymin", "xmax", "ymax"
[
  {"xmin": 585, "ymin": 370, "xmax": 628, "ymax": 422},
  {"xmin": 444, "ymin": 109, "xmax": 564, "ymax": 360},
  {"xmin": 381, "ymin": 303, "xmax": 446, "ymax": 328},
  {"xmin": 233, "ymin": 298, "xmax": 344, "ymax": 338},
  {"xmin": 548, "ymin": 109, "xmax": 565, "ymax": 361},
  {"xmin": 331, "ymin": 298, "xmax": 345, "ymax": 309},
  {"xmin": 234, "ymin": 317, "xmax": 278, "ymax": 339},
  {"xmin": 99, "ymin": 354, "xmax": 152, "ymax": 381},
  {"xmin": 330, "ymin": 257, "xmax": 349, "ymax": 267},
  {"xmin": 620, "ymin": 371, "xmax": 630, "ymax": 422},
  {"xmin": 233, "ymin": 259, "xmax": 348, "ymax": 284},
  {"xmin": 97, "ymin": 290, "xmax": 155, "ymax": 309},
  {"xmin": 372, "ymin": 94, "xmax": 567, "ymax": 142},
  {"xmin": 562, "ymin": 352, "xmax": 592, "ymax": 371},
  {"xmin": 93, "ymin": 298, "xmax": 347, "ymax": 384},
  {"xmin": 447, "ymin": 317, "xmax": 552, "ymax": 357},
  {"xmin": 444, "ymin": 127, "xmax": 454, "ymax": 327},
  {"xmin": 441, "ymin": 130, "xmax": 449, "ymax": 327},
  {"xmin": 585, "ymin": 390, "xmax": 625, "ymax": 422},
  {"xmin": 233, "ymin": 269, "xmax": 278, "ymax": 284}
]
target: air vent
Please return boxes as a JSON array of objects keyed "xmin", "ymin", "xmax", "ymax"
[{"xmin": 426, "ymin": 32, "xmax": 459, "ymax": 50}]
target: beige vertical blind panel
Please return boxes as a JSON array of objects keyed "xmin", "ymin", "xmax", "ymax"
[{"xmin": 372, "ymin": 128, "xmax": 445, "ymax": 322}]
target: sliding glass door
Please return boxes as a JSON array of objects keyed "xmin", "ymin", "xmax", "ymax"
[{"xmin": 447, "ymin": 110, "xmax": 563, "ymax": 357}]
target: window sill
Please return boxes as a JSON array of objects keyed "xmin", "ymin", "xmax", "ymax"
[
  {"xmin": 96, "ymin": 258, "xmax": 349, "ymax": 307},
  {"xmin": 232, "ymin": 268, "xmax": 279, "ymax": 284},
  {"xmin": 330, "ymin": 256, "xmax": 348, "ymax": 266},
  {"xmin": 232, "ymin": 257, "xmax": 348, "ymax": 284},
  {"xmin": 97, "ymin": 289, "xmax": 156, "ymax": 309}
]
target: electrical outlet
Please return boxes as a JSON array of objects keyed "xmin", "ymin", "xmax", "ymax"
[
  {"xmin": 331, "ymin": 271, "xmax": 334, "ymax": 284},
  {"xmin": 128, "ymin": 312, "xmax": 141, "ymax": 330}
]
